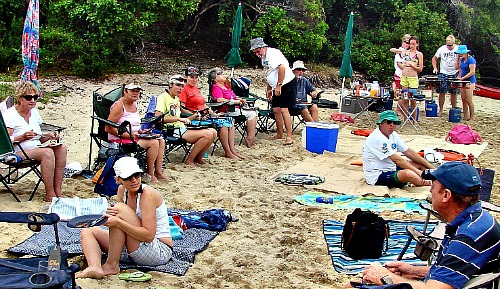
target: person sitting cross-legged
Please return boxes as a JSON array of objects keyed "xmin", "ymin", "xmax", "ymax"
[
  {"xmin": 346, "ymin": 161, "xmax": 500, "ymax": 289},
  {"xmin": 362, "ymin": 110, "xmax": 434, "ymax": 188}
]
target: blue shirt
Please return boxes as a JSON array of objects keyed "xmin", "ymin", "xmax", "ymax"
[
  {"xmin": 294, "ymin": 77, "xmax": 315, "ymax": 103},
  {"xmin": 460, "ymin": 55, "xmax": 477, "ymax": 84},
  {"xmin": 425, "ymin": 202, "xmax": 500, "ymax": 288}
]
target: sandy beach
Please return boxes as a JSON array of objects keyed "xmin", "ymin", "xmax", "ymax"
[{"xmin": 0, "ymin": 69, "xmax": 499, "ymax": 289}]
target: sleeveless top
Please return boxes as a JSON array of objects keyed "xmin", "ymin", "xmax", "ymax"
[
  {"xmin": 124, "ymin": 184, "xmax": 172, "ymax": 239},
  {"xmin": 108, "ymin": 101, "xmax": 141, "ymax": 142}
]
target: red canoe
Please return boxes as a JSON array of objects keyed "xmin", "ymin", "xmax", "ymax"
[{"xmin": 474, "ymin": 84, "xmax": 500, "ymax": 100}]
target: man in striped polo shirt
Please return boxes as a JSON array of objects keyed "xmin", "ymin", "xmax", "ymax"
[{"xmin": 353, "ymin": 162, "xmax": 499, "ymax": 289}]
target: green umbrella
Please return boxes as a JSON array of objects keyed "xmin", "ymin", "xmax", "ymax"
[
  {"xmin": 224, "ymin": 3, "xmax": 243, "ymax": 70},
  {"xmin": 339, "ymin": 12, "xmax": 354, "ymax": 79}
]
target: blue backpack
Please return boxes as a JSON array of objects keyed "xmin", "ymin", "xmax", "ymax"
[{"xmin": 94, "ymin": 154, "xmax": 122, "ymax": 197}]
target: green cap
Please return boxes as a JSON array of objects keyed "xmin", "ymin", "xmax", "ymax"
[{"xmin": 376, "ymin": 110, "xmax": 402, "ymax": 125}]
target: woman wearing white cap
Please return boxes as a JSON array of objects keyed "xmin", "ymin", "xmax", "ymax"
[
  {"xmin": 106, "ymin": 79, "xmax": 167, "ymax": 183},
  {"xmin": 455, "ymin": 45, "xmax": 476, "ymax": 121},
  {"xmin": 77, "ymin": 156, "xmax": 172, "ymax": 278}
]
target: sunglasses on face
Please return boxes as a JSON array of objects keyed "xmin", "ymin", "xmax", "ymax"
[
  {"xmin": 216, "ymin": 71, "xmax": 223, "ymax": 75},
  {"xmin": 123, "ymin": 172, "xmax": 142, "ymax": 181},
  {"xmin": 386, "ymin": 120, "xmax": 398, "ymax": 125},
  {"xmin": 174, "ymin": 83, "xmax": 185, "ymax": 87},
  {"xmin": 447, "ymin": 44, "xmax": 454, "ymax": 47},
  {"xmin": 187, "ymin": 67, "xmax": 199, "ymax": 74},
  {"xmin": 404, "ymin": 41, "xmax": 410, "ymax": 44},
  {"xmin": 23, "ymin": 94, "xmax": 39, "ymax": 101}
]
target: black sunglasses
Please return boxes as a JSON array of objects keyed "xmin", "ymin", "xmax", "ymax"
[
  {"xmin": 404, "ymin": 41, "xmax": 410, "ymax": 44},
  {"xmin": 386, "ymin": 120, "xmax": 398, "ymax": 125},
  {"xmin": 123, "ymin": 172, "xmax": 142, "ymax": 181},
  {"xmin": 23, "ymin": 94, "xmax": 39, "ymax": 101},
  {"xmin": 446, "ymin": 44, "xmax": 454, "ymax": 47}
]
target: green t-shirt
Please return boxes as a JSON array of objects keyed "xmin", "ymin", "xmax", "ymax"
[{"xmin": 155, "ymin": 92, "xmax": 184, "ymax": 128}]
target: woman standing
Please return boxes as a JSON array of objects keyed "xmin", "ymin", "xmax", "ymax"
[
  {"xmin": 77, "ymin": 157, "xmax": 172, "ymax": 279},
  {"xmin": 179, "ymin": 66, "xmax": 243, "ymax": 160},
  {"xmin": 207, "ymin": 67, "xmax": 258, "ymax": 148},
  {"xmin": 106, "ymin": 79, "xmax": 167, "ymax": 183},
  {"xmin": 455, "ymin": 45, "xmax": 476, "ymax": 121},
  {"xmin": 4, "ymin": 81, "xmax": 67, "ymax": 202},
  {"xmin": 397, "ymin": 36, "xmax": 423, "ymax": 122}
]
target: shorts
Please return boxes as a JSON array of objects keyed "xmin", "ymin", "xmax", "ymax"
[
  {"xmin": 400, "ymin": 76, "xmax": 418, "ymax": 89},
  {"xmin": 436, "ymin": 73, "xmax": 458, "ymax": 94},
  {"xmin": 127, "ymin": 238, "xmax": 173, "ymax": 266},
  {"xmin": 227, "ymin": 109, "xmax": 258, "ymax": 121},
  {"xmin": 271, "ymin": 82, "xmax": 295, "ymax": 108},
  {"xmin": 375, "ymin": 170, "xmax": 406, "ymax": 188},
  {"xmin": 291, "ymin": 103, "xmax": 308, "ymax": 113}
]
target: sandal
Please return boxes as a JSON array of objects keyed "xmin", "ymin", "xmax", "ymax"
[{"xmin": 118, "ymin": 271, "xmax": 152, "ymax": 282}]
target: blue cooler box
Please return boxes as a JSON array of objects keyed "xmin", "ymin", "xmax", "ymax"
[{"xmin": 304, "ymin": 122, "xmax": 340, "ymax": 154}]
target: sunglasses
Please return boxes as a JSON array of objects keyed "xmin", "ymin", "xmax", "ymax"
[
  {"xmin": 23, "ymin": 94, "xmax": 39, "ymax": 101},
  {"xmin": 187, "ymin": 67, "xmax": 199, "ymax": 74},
  {"xmin": 123, "ymin": 172, "xmax": 142, "ymax": 181},
  {"xmin": 446, "ymin": 44, "xmax": 454, "ymax": 47},
  {"xmin": 216, "ymin": 71, "xmax": 223, "ymax": 75},
  {"xmin": 386, "ymin": 120, "xmax": 398, "ymax": 125},
  {"xmin": 404, "ymin": 41, "xmax": 410, "ymax": 44}
]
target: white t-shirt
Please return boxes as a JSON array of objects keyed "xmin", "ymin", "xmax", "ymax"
[
  {"xmin": 394, "ymin": 47, "xmax": 406, "ymax": 77},
  {"xmin": 3, "ymin": 106, "xmax": 43, "ymax": 152},
  {"xmin": 261, "ymin": 47, "xmax": 294, "ymax": 89},
  {"xmin": 434, "ymin": 45, "xmax": 459, "ymax": 75},
  {"xmin": 362, "ymin": 127, "xmax": 408, "ymax": 185}
]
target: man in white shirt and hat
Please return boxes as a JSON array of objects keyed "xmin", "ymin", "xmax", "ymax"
[
  {"xmin": 250, "ymin": 37, "xmax": 295, "ymax": 145},
  {"xmin": 432, "ymin": 35, "xmax": 459, "ymax": 116},
  {"xmin": 290, "ymin": 60, "xmax": 319, "ymax": 122}
]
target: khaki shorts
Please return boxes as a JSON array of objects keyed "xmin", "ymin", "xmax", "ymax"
[{"xmin": 400, "ymin": 76, "xmax": 418, "ymax": 89}]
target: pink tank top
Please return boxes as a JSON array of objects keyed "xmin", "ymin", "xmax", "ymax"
[{"xmin": 108, "ymin": 101, "xmax": 141, "ymax": 143}]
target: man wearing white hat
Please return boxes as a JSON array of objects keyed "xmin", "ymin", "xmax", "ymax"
[
  {"xmin": 250, "ymin": 37, "xmax": 295, "ymax": 145},
  {"xmin": 291, "ymin": 60, "xmax": 319, "ymax": 122}
]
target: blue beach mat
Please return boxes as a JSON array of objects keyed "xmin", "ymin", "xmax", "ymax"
[
  {"xmin": 295, "ymin": 192, "xmax": 426, "ymax": 214},
  {"xmin": 7, "ymin": 209, "xmax": 231, "ymax": 276},
  {"xmin": 323, "ymin": 219, "xmax": 437, "ymax": 275}
]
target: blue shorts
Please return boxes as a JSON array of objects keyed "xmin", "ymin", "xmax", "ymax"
[
  {"xmin": 436, "ymin": 73, "xmax": 458, "ymax": 94},
  {"xmin": 375, "ymin": 170, "xmax": 406, "ymax": 188}
]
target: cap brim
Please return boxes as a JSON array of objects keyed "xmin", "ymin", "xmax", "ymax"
[
  {"xmin": 124, "ymin": 84, "xmax": 142, "ymax": 90},
  {"xmin": 421, "ymin": 169, "xmax": 436, "ymax": 180}
]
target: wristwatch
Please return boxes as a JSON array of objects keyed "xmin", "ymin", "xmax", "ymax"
[
  {"xmin": 277, "ymin": 82, "xmax": 283, "ymax": 86},
  {"xmin": 380, "ymin": 275, "xmax": 393, "ymax": 285}
]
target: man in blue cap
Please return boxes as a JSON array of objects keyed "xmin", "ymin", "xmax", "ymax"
[
  {"xmin": 362, "ymin": 110, "xmax": 434, "ymax": 187},
  {"xmin": 355, "ymin": 161, "xmax": 500, "ymax": 289}
]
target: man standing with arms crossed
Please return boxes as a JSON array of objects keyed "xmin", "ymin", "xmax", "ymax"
[
  {"xmin": 432, "ymin": 35, "xmax": 459, "ymax": 117},
  {"xmin": 250, "ymin": 37, "xmax": 295, "ymax": 145}
]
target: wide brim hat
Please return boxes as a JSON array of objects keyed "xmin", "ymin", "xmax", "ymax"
[
  {"xmin": 455, "ymin": 45, "xmax": 470, "ymax": 54},
  {"xmin": 376, "ymin": 110, "xmax": 402, "ymax": 125},
  {"xmin": 249, "ymin": 38, "xmax": 268, "ymax": 51},
  {"xmin": 113, "ymin": 157, "xmax": 143, "ymax": 179},
  {"xmin": 292, "ymin": 60, "xmax": 307, "ymax": 71},
  {"xmin": 422, "ymin": 162, "xmax": 481, "ymax": 196}
]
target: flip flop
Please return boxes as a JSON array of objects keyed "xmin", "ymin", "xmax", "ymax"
[
  {"xmin": 284, "ymin": 139, "xmax": 294, "ymax": 145},
  {"xmin": 118, "ymin": 271, "xmax": 152, "ymax": 282},
  {"xmin": 67, "ymin": 214, "xmax": 108, "ymax": 228}
]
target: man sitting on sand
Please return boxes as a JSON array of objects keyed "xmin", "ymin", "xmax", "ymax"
[
  {"xmin": 347, "ymin": 162, "xmax": 500, "ymax": 289},
  {"xmin": 362, "ymin": 110, "xmax": 434, "ymax": 187}
]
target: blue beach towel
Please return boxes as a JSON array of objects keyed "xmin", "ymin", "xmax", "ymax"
[
  {"xmin": 295, "ymin": 192, "xmax": 426, "ymax": 214},
  {"xmin": 323, "ymin": 219, "xmax": 437, "ymax": 275}
]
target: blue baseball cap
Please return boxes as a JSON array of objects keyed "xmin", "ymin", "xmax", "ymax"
[{"xmin": 422, "ymin": 162, "xmax": 481, "ymax": 196}]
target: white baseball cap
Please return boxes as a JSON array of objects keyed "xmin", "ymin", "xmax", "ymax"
[
  {"xmin": 113, "ymin": 157, "xmax": 143, "ymax": 179},
  {"xmin": 124, "ymin": 83, "xmax": 142, "ymax": 90}
]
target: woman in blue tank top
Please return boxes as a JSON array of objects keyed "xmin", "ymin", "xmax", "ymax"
[{"xmin": 455, "ymin": 45, "xmax": 476, "ymax": 121}]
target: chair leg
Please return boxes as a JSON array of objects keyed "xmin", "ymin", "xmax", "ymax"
[{"xmin": 0, "ymin": 179, "xmax": 21, "ymax": 202}]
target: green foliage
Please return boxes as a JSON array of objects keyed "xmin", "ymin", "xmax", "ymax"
[
  {"xmin": 0, "ymin": 83, "xmax": 15, "ymax": 102},
  {"xmin": 247, "ymin": 7, "xmax": 328, "ymax": 60}
]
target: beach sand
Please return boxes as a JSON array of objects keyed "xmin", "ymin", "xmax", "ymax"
[{"xmin": 0, "ymin": 70, "xmax": 498, "ymax": 289}]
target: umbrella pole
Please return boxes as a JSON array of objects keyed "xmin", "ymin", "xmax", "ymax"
[{"xmin": 340, "ymin": 77, "xmax": 346, "ymax": 113}]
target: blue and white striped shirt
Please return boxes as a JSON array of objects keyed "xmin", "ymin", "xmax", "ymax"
[{"xmin": 426, "ymin": 202, "xmax": 500, "ymax": 288}]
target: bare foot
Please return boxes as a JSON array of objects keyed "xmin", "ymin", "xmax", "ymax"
[
  {"xmin": 102, "ymin": 263, "xmax": 120, "ymax": 276},
  {"xmin": 76, "ymin": 267, "xmax": 105, "ymax": 279},
  {"xmin": 195, "ymin": 158, "xmax": 207, "ymax": 165},
  {"xmin": 269, "ymin": 135, "xmax": 283, "ymax": 140},
  {"xmin": 150, "ymin": 176, "xmax": 160, "ymax": 184},
  {"xmin": 233, "ymin": 152, "xmax": 245, "ymax": 159},
  {"xmin": 438, "ymin": 111, "xmax": 443, "ymax": 117},
  {"xmin": 225, "ymin": 153, "xmax": 240, "ymax": 160},
  {"xmin": 284, "ymin": 137, "xmax": 294, "ymax": 145},
  {"xmin": 155, "ymin": 172, "xmax": 168, "ymax": 181},
  {"xmin": 184, "ymin": 160, "xmax": 197, "ymax": 167},
  {"xmin": 246, "ymin": 138, "xmax": 255, "ymax": 148}
]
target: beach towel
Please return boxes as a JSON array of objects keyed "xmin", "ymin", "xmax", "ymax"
[
  {"xmin": 8, "ymin": 209, "xmax": 229, "ymax": 276},
  {"xmin": 294, "ymin": 192, "xmax": 426, "ymax": 215},
  {"xmin": 323, "ymin": 219, "xmax": 436, "ymax": 275}
]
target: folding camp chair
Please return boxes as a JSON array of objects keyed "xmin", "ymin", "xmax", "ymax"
[
  {"xmin": 0, "ymin": 113, "xmax": 43, "ymax": 202},
  {"xmin": 88, "ymin": 87, "xmax": 147, "ymax": 171},
  {"xmin": 0, "ymin": 212, "xmax": 80, "ymax": 288}
]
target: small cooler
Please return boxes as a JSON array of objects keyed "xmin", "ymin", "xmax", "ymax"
[{"xmin": 303, "ymin": 122, "xmax": 340, "ymax": 154}]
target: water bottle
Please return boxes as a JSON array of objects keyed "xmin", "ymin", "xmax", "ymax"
[{"xmin": 316, "ymin": 196, "xmax": 334, "ymax": 204}]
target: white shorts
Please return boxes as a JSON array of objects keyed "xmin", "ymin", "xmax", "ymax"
[
  {"xmin": 227, "ymin": 109, "xmax": 258, "ymax": 121},
  {"xmin": 127, "ymin": 238, "xmax": 173, "ymax": 266}
]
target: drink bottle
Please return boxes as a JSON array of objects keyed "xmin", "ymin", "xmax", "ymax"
[{"xmin": 316, "ymin": 197, "xmax": 334, "ymax": 204}]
